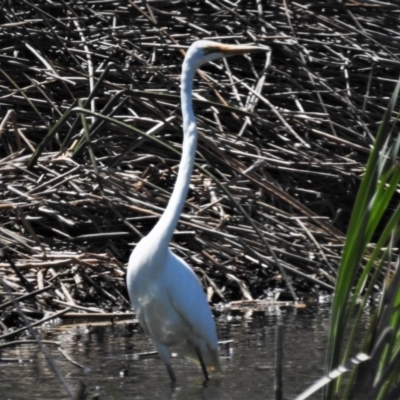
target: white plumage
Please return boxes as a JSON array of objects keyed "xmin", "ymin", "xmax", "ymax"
[{"xmin": 127, "ymin": 40, "xmax": 264, "ymax": 382}]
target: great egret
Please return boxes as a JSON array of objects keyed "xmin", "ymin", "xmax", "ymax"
[{"xmin": 127, "ymin": 40, "xmax": 264, "ymax": 382}]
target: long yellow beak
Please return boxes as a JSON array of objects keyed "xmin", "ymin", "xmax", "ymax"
[{"xmin": 216, "ymin": 43, "xmax": 268, "ymax": 56}]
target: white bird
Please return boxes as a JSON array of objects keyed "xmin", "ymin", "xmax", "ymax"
[{"xmin": 127, "ymin": 40, "xmax": 265, "ymax": 382}]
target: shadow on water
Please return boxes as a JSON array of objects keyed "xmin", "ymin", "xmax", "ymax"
[{"xmin": 0, "ymin": 307, "xmax": 332, "ymax": 400}]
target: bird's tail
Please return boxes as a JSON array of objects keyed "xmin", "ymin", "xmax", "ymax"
[
  {"xmin": 205, "ymin": 349, "xmax": 221, "ymax": 375},
  {"xmin": 173, "ymin": 340, "xmax": 221, "ymax": 375},
  {"xmin": 186, "ymin": 341, "xmax": 221, "ymax": 375}
]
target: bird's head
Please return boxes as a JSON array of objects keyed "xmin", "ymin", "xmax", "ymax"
[{"xmin": 185, "ymin": 40, "xmax": 266, "ymax": 69}]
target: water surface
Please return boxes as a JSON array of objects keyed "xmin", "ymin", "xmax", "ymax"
[{"xmin": 0, "ymin": 307, "xmax": 330, "ymax": 399}]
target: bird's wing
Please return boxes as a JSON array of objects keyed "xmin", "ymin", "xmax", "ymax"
[{"xmin": 164, "ymin": 249, "xmax": 219, "ymax": 351}]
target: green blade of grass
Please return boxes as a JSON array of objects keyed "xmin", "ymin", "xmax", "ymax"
[{"xmin": 325, "ymin": 76, "xmax": 400, "ymax": 399}]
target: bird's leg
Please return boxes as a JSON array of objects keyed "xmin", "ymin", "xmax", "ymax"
[
  {"xmin": 195, "ymin": 347, "xmax": 209, "ymax": 381},
  {"xmin": 153, "ymin": 340, "xmax": 176, "ymax": 383},
  {"xmin": 165, "ymin": 362, "xmax": 176, "ymax": 384}
]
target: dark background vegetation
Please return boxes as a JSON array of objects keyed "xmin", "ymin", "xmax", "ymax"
[{"xmin": 1, "ymin": 0, "xmax": 400, "ymax": 323}]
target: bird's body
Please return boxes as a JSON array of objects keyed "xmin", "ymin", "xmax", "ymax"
[
  {"xmin": 127, "ymin": 40, "xmax": 264, "ymax": 382},
  {"xmin": 128, "ymin": 238, "xmax": 220, "ymax": 374}
]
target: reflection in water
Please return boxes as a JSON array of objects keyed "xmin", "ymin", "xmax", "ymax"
[{"xmin": 0, "ymin": 307, "xmax": 330, "ymax": 399}]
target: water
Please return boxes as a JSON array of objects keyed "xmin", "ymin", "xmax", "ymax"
[{"xmin": 0, "ymin": 307, "xmax": 330, "ymax": 400}]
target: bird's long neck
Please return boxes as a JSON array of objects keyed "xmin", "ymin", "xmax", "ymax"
[{"xmin": 151, "ymin": 58, "xmax": 198, "ymax": 246}]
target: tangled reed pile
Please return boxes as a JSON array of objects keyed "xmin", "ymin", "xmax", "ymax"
[{"xmin": 1, "ymin": 0, "xmax": 400, "ymax": 327}]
